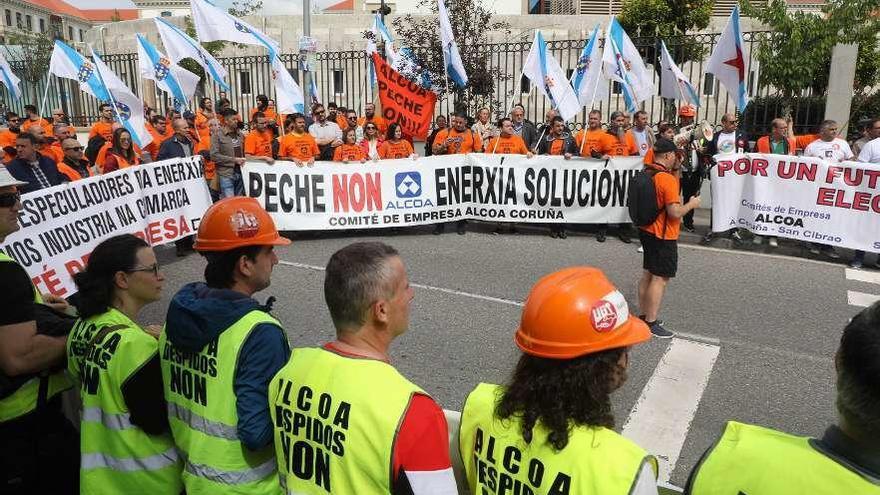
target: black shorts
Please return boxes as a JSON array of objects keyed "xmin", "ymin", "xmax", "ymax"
[{"xmin": 639, "ymin": 230, "xmax": 678, "ymax": 278}]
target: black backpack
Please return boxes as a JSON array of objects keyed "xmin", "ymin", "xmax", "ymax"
[{"xmin": 627, "ymin": 168, "xmax": 668, "ymax": 226}]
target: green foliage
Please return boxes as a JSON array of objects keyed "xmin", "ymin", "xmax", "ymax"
[
  {"xmin": 618, "ymin": 0, "xmax": 713, "ymax": 63},
  {"xmin": 391, "ymin": 0, "xmax": 511, "ymax": 115},
  {"xmin": 177, "ymin": 16, "xmax": 227, "ymax": 87},
  {"xmin": 227, "ymin": 0, "xmax": 263, "ymax": 17},
  {"xmin": 5, "ymin": 31, "xmax": 53, "ymax": 103},
  {"xmin": 742, "ymin": 0, "xmax": 880, "ymax": 113}
]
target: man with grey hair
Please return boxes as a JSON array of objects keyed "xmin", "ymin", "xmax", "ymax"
[
  {"xmin": 804, "ymin": 120, "xmax": 852, "ymax": 259},
  {"xmin": 268, "ymin": 242, "xmax": 456, "ymax": 494},
  {"xmin": 686, "ymin": 301, "xmax": 880, "ymax": 493}
]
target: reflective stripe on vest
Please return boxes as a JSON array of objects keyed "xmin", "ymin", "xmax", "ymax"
[
  {"xmin": 81, "ymin": 447, "xmax": 180, "ymax": 472},
  {"xmin": 268, "ymin": 347, "xmax": 425, "ymax": 493},
  {"xmin": 185, "ymin": 456, "xmax": 278, "ymax": 486},
  {"xmin": 460, "ymin": 383, "xmax": 658, "ymax": 495},
  {"xmin": 0, "ymin": 253, "xmax": 69, "ymax": 423},
  {"xmin": 67, "ymin": 308, "xmax": 182, "ymax": 494},
  {"xmin": 689, "ymin": 421, "xmax": 880, "ymax": 494},
  {"xmin": 160, "ymin": 309, "xmax": 287, "ymax": 495}
]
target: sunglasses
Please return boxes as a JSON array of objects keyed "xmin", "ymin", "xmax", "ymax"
[
  {"xmin": 366, "ymin": 126, "xmax": 376, "ymax": 130},
  {"xmin": 8, "ymin": 119, "xmax": 19, "ymax": 123},
  {"xmin": 127, "ymin": 263, "xmax": 160, "ymax": 277},
  {"xmin": 0, "ymin": 192, "xmax": 21, "ymax": 208},
  {"xmin": 64, "ymin": 146, "xmax": 83, "ymax": 151}
]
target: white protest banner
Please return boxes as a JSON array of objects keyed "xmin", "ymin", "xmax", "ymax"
[
  {"xmin": 711, "ymin": 153, "xmax": 880, "ymax": 251},
  {"xmin": 244, "ymin": 154, "xmax": 643, "ymax": 230},
  {"xmin": 0, "ymin": 156, "xmax": 213, "ymax": 297}
]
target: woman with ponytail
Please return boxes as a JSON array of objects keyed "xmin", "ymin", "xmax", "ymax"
[{"xmin": 66, "ymin": 234, "xmax": 182, "ymax": 494}]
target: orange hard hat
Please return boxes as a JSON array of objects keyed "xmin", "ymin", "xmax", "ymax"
[
  {"xmin": 515, "ymin": 267, "xmax": 650, "ymax": 359},
  {"xmin": 678, "ymin": 105, "xmax": 696, "ymax": 118},
  {"xmin": 194, "ymin": 197, "xmax": 291, "ymax": 252}
]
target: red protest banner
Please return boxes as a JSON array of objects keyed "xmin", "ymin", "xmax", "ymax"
[{"xmin": 372, "ymin": 52, "xmax": 437, "ymax": 139}]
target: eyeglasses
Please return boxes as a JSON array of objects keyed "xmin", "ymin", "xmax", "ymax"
[
  {"xmin": 0, "ymin": 192, "xmax": 21, "ymax": 208},
  {"xmin": 7, "ymin": 118, "xmax": 19, "ymax": 123},
  {"xmin": 63, "ymin": 146, "xmax": 83, "ymax": 151},
  {"xmin": 127, "ymin": 263, "xmax": 160, "ymax": 277},
  {"xmin": 366, "ymin": 126, "xmax": 376, "ymax": 130},
  {"xmin": 313, "ymin": 110, "xmax": 325, "ymax": 115}
]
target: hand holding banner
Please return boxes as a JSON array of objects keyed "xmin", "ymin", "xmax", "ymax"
[{"xmin": 372, "ymin": 52, "xmax": 437, "ymax": 139}]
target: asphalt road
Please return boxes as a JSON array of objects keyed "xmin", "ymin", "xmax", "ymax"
[{"xmin": 141, "ymin": 222, "xmax": 861, "ymax": 488}]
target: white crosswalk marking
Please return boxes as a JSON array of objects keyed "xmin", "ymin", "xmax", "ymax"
[
  {"xmin": 845, "ymin": 269, "xmax": 880, "ymax": 307},
  {"xmin": 622, "ymin": 338, "xmax": 720, "ymax": 483}
]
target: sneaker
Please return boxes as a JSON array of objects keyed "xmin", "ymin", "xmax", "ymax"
[
  {"xmin": 558, "ymin": 229, "xmax": 567, "ymax": 239},
  {"xmin": 850, "ymin": 259, "xmax": 864, "ymax": 269},
  {"xmin": 769, "ymin": 237, "xmax": 778, "ymax": 248},
  {"xmin": 700, "ymin": 233, "xmax": 714, "ymax": 245},
  {"xmin": 433, "ymin": 224, "xmax": 444, "ymax": 235},
  {"xmin": 456, "ymin": 222, "xmax": 467, "ymax": 235},
  {"xmin": 549, "ymin": 229, "xmax": 558, "ymax": 239},
  {"xmin": 752, "ymin": 236, "xmax": 763, "ymax": 245},
  {"xmin": 731, "ymin": 230, "xmax": 744, "ymax": 246},
  {"xmin": 648, "ymin": 321, "xmax": 674, "ymax": 339},
  {"xmin": 683, "ymin": 224, "xmax": 696, "ymax": 233},
  {"xmin": 618, "ymin": 230, "xmax": 632, "ymax": 244},
  {"xmin": 596, "ymin": 231, "xmax": 606, "ymax": 243},
  {"xmin": 825, "ymin": 247, "xmax": 840, "ymax": 259},
  {"xmin": 637, "ymin": 245, "xmax": 644, "ymax": 253},
  {"xmin": 808, "ymin": 246, "xmax": 820, "ymax": 255}
]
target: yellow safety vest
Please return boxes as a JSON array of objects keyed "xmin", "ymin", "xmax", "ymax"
[
  {"xmin": 67, "ymin": 307, "xmax": 182, "ymax": 494},
  {"xmin": 460, "ymin": 383, "xmax": 658, "ymax": 495},
  {"xmin": 0, "ymin": 251, "xmax": 72, "ymax": 423},
  {"xmin": 160, "ymin": 309, "xmax": 287, "ymax": 495},
  {"xmin": 689, "ymin": 421, "xmax": 880, "ymax": 494},
  {"xmin": 268, "ymin": 347, "xmax": 425, "ymax": 494}
]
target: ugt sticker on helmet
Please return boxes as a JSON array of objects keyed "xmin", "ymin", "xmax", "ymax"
[
  {"xmin": 590, "ymin": 290, "xmax": 629, "ymax": 332},
  {"xmin": 230, "ymin": 209, "xmax": 260, "ymax": 238}
]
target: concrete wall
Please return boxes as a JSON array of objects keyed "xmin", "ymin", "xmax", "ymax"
[{"xmin": 83, "ymin": 13, "xmax": 767, "ymax": 55}]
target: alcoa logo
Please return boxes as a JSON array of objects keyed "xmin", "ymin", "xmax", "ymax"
[{"xmin": 395, "ymin": 172, "xmax": 421, "ymax": 198}]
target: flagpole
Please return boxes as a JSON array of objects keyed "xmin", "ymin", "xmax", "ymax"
[
  {"xmin": 89, "ymin": 46, "xmax": 126, "ymax": 141},
  {"xmin": 38, "ymin": 74, "xmax": 53, "ymax": 121},
  {"xmin": 440, "ymin": 42, "xmax": 452, "ymax": 122},
  {"xmin": 578, "ymin": 75, "xmax": 604, "ymax": 156}
]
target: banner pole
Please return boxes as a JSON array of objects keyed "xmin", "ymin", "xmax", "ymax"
[{"xmin": 39, "ymin": 74, "xmax": 52, "ymax": 120}]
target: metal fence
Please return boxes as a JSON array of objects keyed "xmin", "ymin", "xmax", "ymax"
[{"xmin": 0, "ymin": 30, "xmax": 826, "ymax": 135}]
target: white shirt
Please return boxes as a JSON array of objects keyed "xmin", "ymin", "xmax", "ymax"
[
  {"xmin": 308, "ymin": 120, "xmax": 342, "ymax": 142},
  {"xmin": 716, "ymin": 131, "xmax": 737, "ymax": 154},
  {"xmin": 631, "ymin": 128, "xmax": 649, "ymax": 156},
  {"xmin": 858, "ymin": 137, "xmax": 880, "ymax": 164},
  {"xmin": 804, "ymin": 138, "xmax": 854, "ymax": 163}
]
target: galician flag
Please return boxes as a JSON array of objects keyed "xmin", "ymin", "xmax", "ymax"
[
  {"xmin": 89, "ymin": 47, "xmax": 152, "ymax": 148},
  {"xmin": 522, "ymin": 31, "xmax": 580, "ymax": 121},
  {"xmin": 372, "ymin": 13, "xmax": 399, "ymax": 67},
  {"xmin": 659, "ymin": 40, "xmax": 700, "ymax": 107},
  {"xmin": 437, "ymin": 0, "xmax": 467, "ymax": 86},
  {"xmin": 570, "ymin": 25, "xmax": 606, "ymax": 107},
  {"xmin": 271, "ymin": 56, "xmax": 304, "ymax": 114},
  {"xmin": 0, "ymin": 51, "xmax": 22, "ymax": 100},
  {"xmin": 48, "ymin": 40, "xmax": 110, "ymax": 100},
  {"xmin": 706, "ymin": 5, "xmax": 749, "ymax": 112},
  {"xmin": 191, "ymin": 0, "xmax": 280, "ymax": 58},
  {"xmin": 136, "ymin": 35, "xmax": 200, "ymax": 111},
  {"xmin": 601, "ymin": 17, "xmax": 653, "ymax": 114},
  {"xmin": 154, "ymin": 17, "xmax": 229, "ymax": 91}
]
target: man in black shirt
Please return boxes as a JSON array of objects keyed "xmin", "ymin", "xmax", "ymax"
[{"xmin": 0, "ymin": 167, "xmax": 79, "ymax": 494}]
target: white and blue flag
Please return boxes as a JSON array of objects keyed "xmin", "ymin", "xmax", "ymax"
[
  {"xmin": 571, "ymin": 25, "xmax": 606, "ymax": 107},
  {"xmin": 659, "ymin": 40, "xmax": 700, "ymax": 107},
  {"xmin": 191, "ymin": 0, "xmax": 280, "ymax": 58},
  {"xmin": 136, "ymin": 35, "xmax": 200, "ymax": 112},
  {"xmin": 372, "ymin": 13, "xmax": 399, "ymax": 66},
  {"xmin": 154, "ymin": 17, "xmax": 229, "ymax": 91},
  {"xmin": 522, "ymin": 31, "xmax": 579, "ymax": 121},
  {"xmin": 601, "ymin": 17, "xmax": 653, "ymax": 113},
  {"xmin": 706, "ymin": 5, "xmax": 749, "ymax": 112},
  {"xmin": 48, "ymin": 40, "xmax": 110, "ymax": 100},
  {"xmin": 89, "ymin": 47, "xmax": 152, "ymax": 149},
  {"xmin": 437, "ymin": 0, "xmax": 467, "ymax": 86},
  {"xmin": 271, "ymin": 56, "xmax": 304, "ymax": 114},
  {"xmin": 0, "ymin": 51, "xmax": 21, "ymax": 100}
]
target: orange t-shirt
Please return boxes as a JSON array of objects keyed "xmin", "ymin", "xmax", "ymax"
[
  {"xmin": 336, "ymin": 115, "xmax": 349, "ymax": 130},
  {"xmin": 333, "ymin": 144, "xmax": 366, "ymax": 162},
  {"xmin": 39, "ymin": 144, "xmax": 63, "ymax": 165},
  {"xmin": 245, "ymin": 129, "xmax": 275, "ymax": 158},
  {"xmin": 575, "ymin": 129, "xmax": 614, "ymax": 157},
  {"xmin": 145, "ymin": 124, "xmax": 167, "ymax": 160},
  {"xmin": 795, "ymin": 134, "xmax": 820, "ymax": 152},
  {"xmin": 486, "ymin": 135, "xmax": 529, "ymax": 155},
  {"xmin": 604, "ymin": 132, "xmax": 639, "ymax": 157},
  {"xmin": 379, "ymin": 140, "xmax": 415, "ymax": 159},
  {"xmin": 0, "ymin": 129, "xmax": 18, "ymax": 163},
  {"xmin": 22, "ymin": 118, "xmax": 53, "ymax": 137},
  {"xmin": 279, "ymin": 133, "xmax": 319, "ymax": 161},
  {"xmin": 194, "ymin": 133, "xmax": 216, "ymax": 180},
  {"xmin": 640, "ymin": 163, "xmax": 681, "ymax": 241},
  {"xmin": 89, "ymin": 121, "xmax": 114, "ymax": 142},
  {"xmin": 357, "ymin": 116, "xmax": 388, "ymax": 135},
  {"xmin": 434, "ymin": 128, "xmax": 482, "ymax": 154}
]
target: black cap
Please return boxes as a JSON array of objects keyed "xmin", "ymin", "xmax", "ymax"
[{"xmin": 653, "ymin": 138, "xmax": 677, "ymax": 154}]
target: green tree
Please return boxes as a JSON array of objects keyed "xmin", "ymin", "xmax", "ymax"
[
  {"xmin": 391, "ymin": 0, "xmax": 511, "ymax": 115},
  {"xmin": 5, "ymin": 31, "xmax": 53, "ymax": 104},
  {"xmin": 618, "ymin": 0, "xmax": 713, "ymax": 63},
  {"xmin": 742, "ymin": 0, "xmax": 880, "ymax": 116}
]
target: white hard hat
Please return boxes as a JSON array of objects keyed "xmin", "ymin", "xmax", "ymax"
[{"xmin": 0, "ymin": 166, "xmax": 27, "ymax": 188}]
